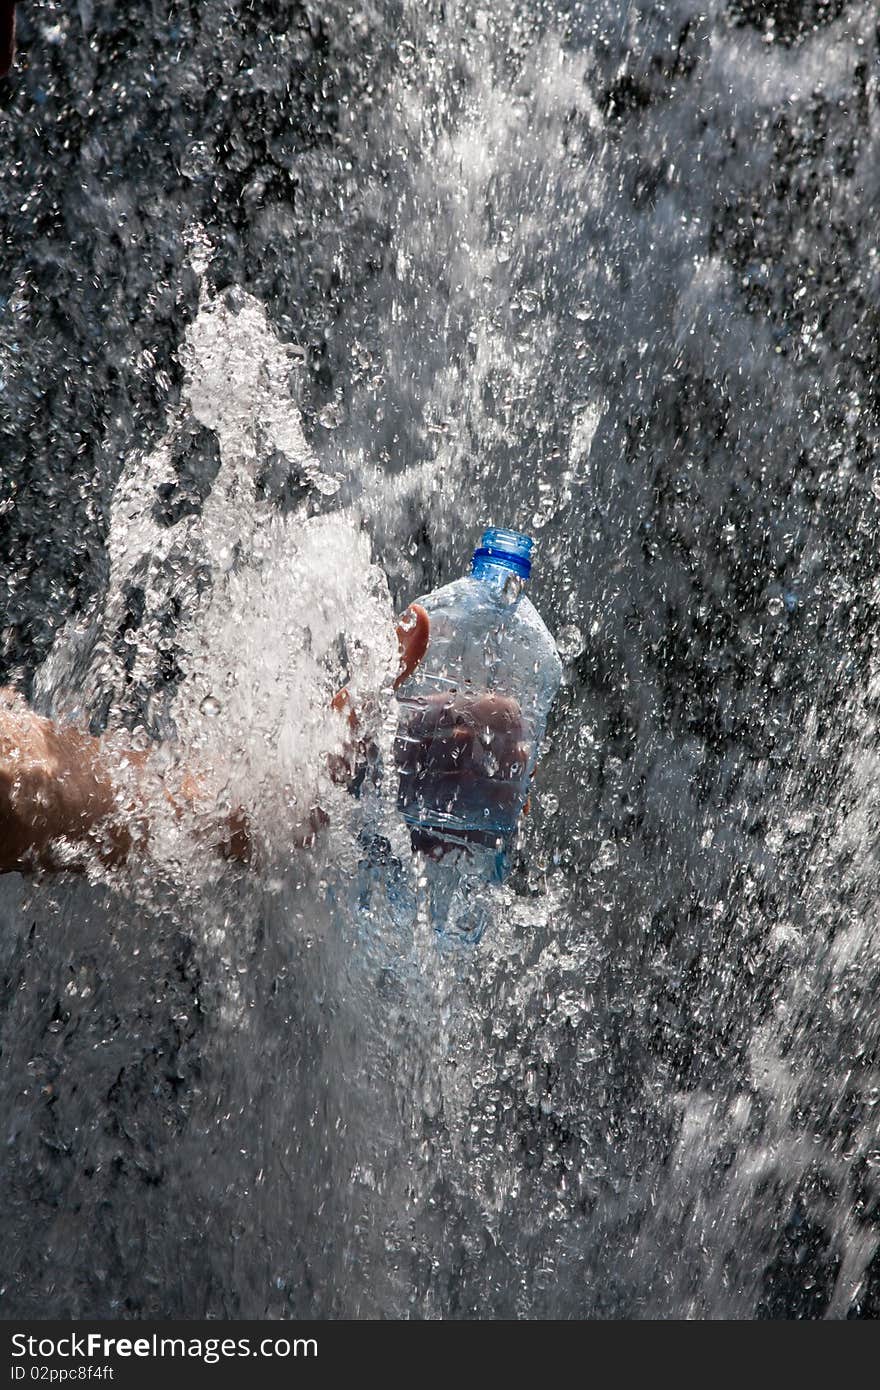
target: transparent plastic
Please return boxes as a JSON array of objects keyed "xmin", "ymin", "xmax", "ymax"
[{"xmin": 394, "ymin": 529, "xmax": 562, "ymax": 858}]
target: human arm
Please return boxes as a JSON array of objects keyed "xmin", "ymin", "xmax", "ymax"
[
  {"xmin": 0, "ymin": 689, "xmax": 146, "ymax": 873},
  {"xmin": 393, "ymin": 688, "xmax": 533, "ymax": 855},
  {"xmin": 0, "ymin": 604, "xmax": 430, "ymax": 875}
]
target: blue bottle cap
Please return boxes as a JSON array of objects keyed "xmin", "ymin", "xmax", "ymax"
[{"xmin": 471, "ymin": 527, "xmax": 534, "ymax": 580}]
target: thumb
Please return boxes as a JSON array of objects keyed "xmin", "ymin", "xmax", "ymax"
[{"xmin": 394, "ymin": 604, "xmax": 429, "ymax": 689}]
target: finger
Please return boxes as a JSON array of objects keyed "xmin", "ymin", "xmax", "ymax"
[
  {"xmin": 330, "ymin": 604, "xmax": 429, "ymax": 785},
  {"xmin": 330, "ymin": 685, "xmax": 357, "ymax": 730},
  {"xmin": 394, "ymin": 603, "xmax": 429, "ymax": 689},
  {"xmin": 328, "ymin": 686, "xmax": 359, "ymax": 784}
]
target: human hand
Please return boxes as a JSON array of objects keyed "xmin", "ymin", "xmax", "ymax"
[
  {"xmin": 328, "ymin": 603, "xmax": 429, "ymax": 785},
  {"xmin": 394, "ymin": 689, "xmax": 531, "ymax": 848}
]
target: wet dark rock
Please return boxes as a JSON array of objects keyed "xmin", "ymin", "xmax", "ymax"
[
  {"xmin": 728, "ymin": 0, "xmax": 852, "ymax": 45},
  {"xmin": 759, "ymin": 1200, "xmax": 841, "ymax": 1319},
  {"xmin": 152, "ymin": 418, "xmax": 223, "ymax": 528}
]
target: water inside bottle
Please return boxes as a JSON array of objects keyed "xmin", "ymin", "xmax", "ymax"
[{"xmin": 395, "ymin": 686, "xmax": 531, "ymax": 844}]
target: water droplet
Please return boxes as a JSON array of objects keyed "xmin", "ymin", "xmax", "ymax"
[
  {"xmin": 318, "ymin": 402, "xmax": 343, "ymax": 429},
  {"xmin": 556, "ymin": 623, "xmax": 585, "ymax": 663},
  {"xmin": 502, "ymin": 573, "xmax": 524, "ymax": 603},
  {"xmin": 181, "ymin": 141, "xmax": 213, "ymax": 181},
  {"xmin": 591, "ymin": 840, "xmax": 618, "ymax": 872},
  {"xmin": 200, "ymin": 695, "xmax": 221, "ymax": 718},
  {"xmin": 309, "ymin": 468, "xmax": 341, "ymax": 496},
  {"xmin": 767, "ymin": 595, "xmax": 785, "ymax": 617}
]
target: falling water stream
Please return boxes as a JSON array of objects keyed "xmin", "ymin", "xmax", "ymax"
[{"xmin": 2, "ymin": 0, "xmax": 880, "ymax": 1318}]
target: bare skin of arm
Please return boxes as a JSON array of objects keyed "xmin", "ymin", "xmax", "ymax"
[
  {"xmin": 0, "ymin": 693, "xmax": 148, "ymax": 872},
  {"xmin": 0, "ymin": 605, "xmax": 430, "ymax": 875}
]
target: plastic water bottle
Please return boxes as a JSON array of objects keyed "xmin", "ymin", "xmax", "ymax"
[{"xmin": 394, "ymin": 527, "xmax": 562, "ymax": 892}]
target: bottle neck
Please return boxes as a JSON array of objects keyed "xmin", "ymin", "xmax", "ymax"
[
  {"xmin": 472, "ymin": 557, "xmax": 529, "ymax": 591},
  {"xmin": 471, "ymin": 528, "xmax": 533, "ymax": 583}
]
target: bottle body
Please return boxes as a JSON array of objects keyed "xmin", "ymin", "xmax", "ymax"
[{"xmin": 394, "ymin": 564, "xmax": 562, "ymax": 854}]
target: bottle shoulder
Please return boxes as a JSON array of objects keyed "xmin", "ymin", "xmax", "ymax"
[
  {"xmin": 412, "ymin": 576, "xmax": 562, "ymax": 671},
  {"xmin": 412, "ymin": 574, "xmax": 480, "ymax": 613},
  {"xmin": 415, "ymin": 574, "xmax": 540, "ymax": 623}
]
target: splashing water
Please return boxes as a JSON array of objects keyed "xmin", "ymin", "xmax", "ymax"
[{"xmin": 3, "ymin": 0, "xmax": 880, "ymax": 1318}]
